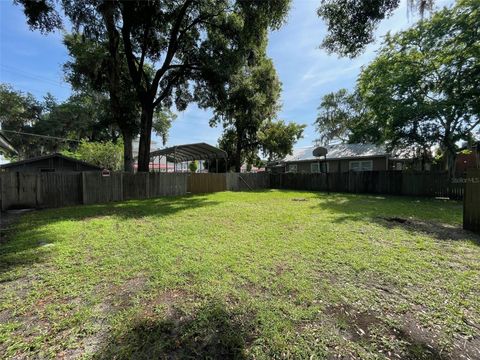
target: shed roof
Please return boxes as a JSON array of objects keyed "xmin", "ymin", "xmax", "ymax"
[
  {"xmin": 0, "ymin": 153, "xmax": 102, "ymax": 169},
  {"xmin": 283, "ymin": 143, "xmax": 388, "ymax": 162},
  {"xmin": 150, "ymin": 143, "xmax": 227, "ymax": 162}
]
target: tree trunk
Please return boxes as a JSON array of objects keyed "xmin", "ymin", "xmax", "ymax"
[
  {"xmin": 122, "ymin": 129, "xmax": 134, "ymax": 173},
  {"xmin": 446, "ymin": 149, "xmax": 457, "ymax": 178},
  {"xmin": 101, "ymin": 1, "xmax": 136, "ymax": 173},
  {"xmin": 137, "ymin": 105, "xmax": 154, "ymax": 172}
]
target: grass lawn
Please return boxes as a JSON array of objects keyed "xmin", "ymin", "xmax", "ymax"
[{"xmin": 0, "ymin": 190, "xmax": 479, "ymax": 359}]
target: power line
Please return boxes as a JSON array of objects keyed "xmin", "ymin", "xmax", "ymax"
[
  {"xmin": 1, "ymin": 64, "xmax": 66, "ymax": 84},
  {"xmin": 0, "ymin": 65, "xmax": 69, "ymax": 89},
  {"xmin": 0, "ymin": 129, "xmax": 80, "ymax": 142}
]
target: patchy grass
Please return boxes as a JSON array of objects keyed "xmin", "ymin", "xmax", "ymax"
[{"xmin": 0, "ymin": 190, "xmax": 479, "ymax": 359}]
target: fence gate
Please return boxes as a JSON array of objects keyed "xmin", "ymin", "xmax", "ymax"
[
  {"xmin": 463, "ymin": 169, "xmax": 480, "ymax": 234},
  {"xmin": 187, "ymin": 173, "xmax": 227, "ymax": 194}
]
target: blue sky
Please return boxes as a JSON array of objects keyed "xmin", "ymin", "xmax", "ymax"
[{"xmin": 0, "ymin": 0, "xmax": 453, "ymax": 151}]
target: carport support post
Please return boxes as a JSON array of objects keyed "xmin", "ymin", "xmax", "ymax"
[{"xmin": 216, "ymin": 157, "xmax": 218, "ymax": 173}]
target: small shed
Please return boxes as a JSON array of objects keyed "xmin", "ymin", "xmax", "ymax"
[{"xmin": 0, "ymin": 153, "xmax": 102, "ymax": 173}]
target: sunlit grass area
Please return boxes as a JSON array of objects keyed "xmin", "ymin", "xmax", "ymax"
[{"xmin": 0, "ymin": 190, "xmax": 478, "ymax": 359}]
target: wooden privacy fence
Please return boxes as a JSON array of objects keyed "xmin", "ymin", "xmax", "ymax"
[
  {"xmin": 226, "ymin": 173, "xmax": 270, "ymax": 191},
  {"xmin": 187, "ymin": 172, "xmax": 270, "ymax": 193},
  {"xmin": 188, "ymin": 173, "xmax": 227, "ymax": 194},
  {"xmin": 463, "ymin": 169, "xmax": 480, "ymax": 234},
  {"xmin": 270, "ymin": 171, "xmax": 464, "ymax": 199},
  {"xmin": 0, "ymin": 172, "xmax": 271, "ymax": 210},
  {"xmin": 0, "ymin": 172, "xmax": 189, "ymax": 210},
  {"xmin": 0, "ymin": 170, "xmax": 466, "ymax": 211}
]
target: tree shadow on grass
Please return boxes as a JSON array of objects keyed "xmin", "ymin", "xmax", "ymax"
[
  {"xmin": 0, "ymin": 194, "xmax": 220, "ymax": 277},
  {"xmin": 36, "ymin": 194, "xmax": 221, "ymax": 223},
  {"xmin": 310, "ymin": 193, "xmax": 480, "ymax": 246},
  {"xmin": 93, "ymin": 300, "xmax": 251, "ymax": 360}
]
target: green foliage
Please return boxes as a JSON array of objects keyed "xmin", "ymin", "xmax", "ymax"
[
  {"xmin": 0, "ymin": 83, "xmax": 43, "ymax": 158},
  {"xmin": 318, "ymin": 0, "xmax": 434, "ymax": 57},
  {"xmin": 62, "ymin": 139, "xmax": 123, "ymax": 171},
  {"xmin": 215, "ymin": 129, "xmax": 239, "ymax": 172},
  {"xmin": 314, "ymin": 89, "xmax": 367, "ymax": 145},
  {"xmin": 14, "ymin": 0, "xmax": 62, "ymax": 34},
  {"xmin": 16, "ymin": 0, "xmax": 291, "ymax": 171},
  {"xmin": 209, "ymin": 53, "xmax": 284, "ymax": 171},
  {"xmin": 153, "ymin": 109, "xmax": 176, "ymax": 146},
  {"xmin": 356, "ymin": 0, "xmax": 480, "ymax": 172},
  {"xmin": 259, "ymin": 120, "xmax": 306, "ymax": 161},
  {"xmin": 0, "ymin": 84, "xmax": 118, "ymax": 159},
  {"xmin": 63, "ymin": 33, "xmax": 139, "ymax": 136},
  {"xmin": 39, "ymin": 92, "xmax": 119, "ymax": 142},
  {"xmin": 64, "ymin": 33, "xmax": 176, "ymax": 168},
  {"xmin": 189, "ymin": 160, "xmax": 198, "ymax": 173},
  {"xmin": 63, "ymin": 33, "xmax": 140, "ymax": 172},
  {"xmin": 459, "ymin": 149, "xmax": 473, "ymax": 155}
]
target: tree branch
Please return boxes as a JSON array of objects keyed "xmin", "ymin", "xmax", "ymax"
[
  {"xmin": 153, "ymin": 72, "xmax": 183, "ymax": 108},
  {"xmin": 119, "ymin": 1, "xmax": 147, "ymax": 100},
  {"xmin": 138, "ymin": 20, "xmax": 151, "ymax": 87},
  {"xmin": 151, "ymin": 0, "xmax": 193, "ymax": 97}
]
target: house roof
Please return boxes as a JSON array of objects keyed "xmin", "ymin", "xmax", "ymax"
[
  {"xmin": 0, "ymin": 153, "xmax": 102, "ymax": 169},
  {"xmin": 283, "ymin": 143, "xmax": 388, "ymax": 162},
  {"xmin": 150, "ymin": 142, "xmax": 227, "ymax": 162}
]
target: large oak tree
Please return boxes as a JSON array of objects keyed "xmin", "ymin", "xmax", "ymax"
[
  {"xmin": 16, "ymin": 0, "xmax": 290, "ymax": 172},
  {"xmin": 357, "ymin": 0, "xmax": 480, "ymax": 174}
]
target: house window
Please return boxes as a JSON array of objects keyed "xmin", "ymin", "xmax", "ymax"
[
  {"xmin": 287, "ymin": 164, "xmax": 298, "ymax": 173},
  {"xmin": 311, "ymin": 162, "xmax": 329, "ymax": 173},
  {"xmin": 349, "ymin": 160, "xmax": 373, "ymax": 172}
]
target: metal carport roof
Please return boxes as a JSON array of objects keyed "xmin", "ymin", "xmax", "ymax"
[{"xmin": 149, "ymin": 142, "xmax": 227, "ymax": 162}]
